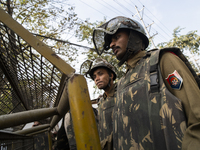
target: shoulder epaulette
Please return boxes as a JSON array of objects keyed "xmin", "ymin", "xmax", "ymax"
[{"xmin": 148, "ymin": 47, "xmax": 200, "ymax": 92}]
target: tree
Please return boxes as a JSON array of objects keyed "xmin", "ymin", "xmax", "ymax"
[
  {"xmin": 0, "ymin": 0, "xmax": 90, "ymax": 115},
  {"xmin": 1, "ymin": 0, "xmax": 78, "ymax": 35},
  {"xmin": 157, "ymin": 27, "xmax": 200, "ymax": 72},
  {"xmin": 77, "ymin": 17, "xmax": 126, "ymax": 79},
  {"xmin": 0, "ymin": 0, "xmax": 88, "ymax": 63},
  {"xmin": 76, "ymin": 18, "xmax": 127, "ymax": 97},
  {"xmin": 158, "ymin": 27, "xmax": 200, "ymax": 54},
  {"xmin": 79, "ymin": 23, "xmax": 200, "ymax": 96}
]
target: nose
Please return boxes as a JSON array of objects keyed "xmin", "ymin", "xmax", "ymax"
[
  {"xmin": 94, "ymin": 75, "xmax": 100, "ymax": 83},
  {"xmin": 110, "ymin": 40, "xmax": 115, "ymax": 49}
]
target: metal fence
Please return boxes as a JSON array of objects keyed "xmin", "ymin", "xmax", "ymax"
[{"xmin": 0, "ymin": 7, "xmax": 101, "ymax": 150}]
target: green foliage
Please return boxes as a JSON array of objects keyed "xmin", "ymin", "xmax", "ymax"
[
  {"xmin": 0, "ymin": 85, "xmax": 13, "ymax": 115},
  {"xmin": 0, "ymin": 0, "xmax": 86, "ymax": 110},
  {"xmin": 157, "ymin": 27, "xmax": 200, "ymax": 73},
  {"xmin": 158, "ymin": 27, "xmax": 200, "ymax": 55},
  {"xmin": 1, "ymin": 0, "xmax": 84, "ymax": 63},
  {"xmin": 76, "ymin": 17, "xmax": 107, "ymax": 44},
  {"xmin": 2, "ymin": 0, "xmax": 199, "ymax": 99},
  {"xmin": 79, "ymin": 24, "xmax": 200, "ymax": 96},
  {"xmin": 77, "ymin": 17, "xmax": 126, "ymax": 80}
]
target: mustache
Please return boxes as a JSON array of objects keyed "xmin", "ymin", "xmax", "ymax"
[{"xmin": 112, "ymin": 46, "xmax": 120, "ymax": 51}]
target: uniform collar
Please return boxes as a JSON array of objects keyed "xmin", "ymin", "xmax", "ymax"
[
  {"xmin": 103, "ymin": 83, "xmax": 117, "ymax": 99},
  {"xmin": 126, "ymin": 50, "xmax": 146, "ymax": 70}
]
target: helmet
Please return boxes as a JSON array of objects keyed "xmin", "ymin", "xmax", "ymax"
[
  {"xmin": 93, "ymin": 16, "xmax": 149, "ymax": 55},
  {"xmin": 80, "ymin": 58, "xmax": 116, "ymax": 80},
  {"xmin": 89, "ymin": 58, "xmax": 116, "ymax": 80}
]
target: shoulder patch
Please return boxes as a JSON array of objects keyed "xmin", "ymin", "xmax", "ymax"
[{"xmin": 166, "ymin": 70, "xmax": 183, "ymax": 90}]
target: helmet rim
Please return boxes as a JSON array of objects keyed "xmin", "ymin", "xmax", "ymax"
[
  {"xmin": 89, "ymin": 62, "xmax": 116, "ymax": 81},
  {"xmin": 93, "ymin": 16, "xmax": 149, "ymax": 54}
]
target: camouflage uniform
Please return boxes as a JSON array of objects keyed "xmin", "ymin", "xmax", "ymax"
[
  {"xmin": 113, "ymin": 47, "xmax": 200, "ymax": 150},
  {"xmin": 55, "ymin": 122, "xmax": 70, "ymax": 150},
  {"xmin": 98, "ymin": 83, "xmax": 117, "ymax": 150},
  {"xmin": 33, "ymin": 132, "xmax": 49, "ymax": 150},
  {"xmin": 64, "ymin": 109, "xmax": 98, "ymax": 150},
  {"xmin": 64, "ymin": 112, "xmax": 77, "ymax": 150}
]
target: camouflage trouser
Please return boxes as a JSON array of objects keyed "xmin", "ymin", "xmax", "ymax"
[
  {"xmin": 33, "ymin": 132, "xmax": 49, "ymax": 150},
  {"xmin": 100, "ymin": 132, "xmax": 113, "ymax": 150},
  {"xmin": 64, "ymin": 108, "xmax": 98, "ymax": 150},
  {"xmin": 64, "ymin": 112, "xmax": 77, "ymax": 150},
  {"xmin": 54, "ymin": 123, "xmax": 70, "ymax": 150}
]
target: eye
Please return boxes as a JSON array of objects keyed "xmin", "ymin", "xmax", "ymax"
[
  {"xmin": 112, "ymin": 34, "xmax": 120, "ymax": 41},
  {"xmin": 116, "ymin": 34, "xmax": 120, "ymax": 39},
  {"xmin": 99, "ymin": 72, "xmax": 103, "ymax": 76},
  {"xmin": 93, "ymin": 75, "xmax": 96, "ymax": 80}
]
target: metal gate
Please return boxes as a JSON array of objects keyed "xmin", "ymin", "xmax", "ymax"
[{"xmin": 0, "ymin": 7, "xmax": 101, "ymax": 150}]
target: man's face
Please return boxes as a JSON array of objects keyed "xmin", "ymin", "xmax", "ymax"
[
  {"xmin": 93, "ymin": 68, "xmax": 111, "ymax": 90},
  {"xmin": 109, "ymin": 30, "xmax": 129, "ymax": 60}
]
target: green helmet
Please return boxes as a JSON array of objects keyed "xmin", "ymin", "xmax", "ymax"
[
  {"xmin": 80, "ymin": 58, "xmax": 116, "ymax": 81},
  {"xmin": 93, "ymin": 16, "xmax": 149, "ymax": 56},
  {"xmin": 89, "ymin": 58, "xmax": 116, "ymax": 80}
]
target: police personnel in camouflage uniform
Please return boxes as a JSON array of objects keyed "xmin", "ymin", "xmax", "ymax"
[
  {"xmin": 64, "ymin": 112, "xmax": 76, "ymax": 150},
  {"xmin": 92, "ymin": 16, "xmax": 200, "ymax": 150},
  {"xmin": 88, "ymin": 58, "xmax": 117, "ymax": 150},
  {"xmin": 64, "ymin": 108, "xmax": 98, "ymax": 150},
  {"xmin": 65, "ymin": 58, "xmax": 116, "ymax": 150},
  {"xmin": 32, "ymin": 121, "xmax": 50, "ymax": 150}
]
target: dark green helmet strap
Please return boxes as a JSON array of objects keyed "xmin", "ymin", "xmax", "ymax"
[
  {"xmin": 118, "ymin": 30, "xmax": 145, "ymax": 66},
  {"xmin": 118, "ymin": 49, "xmax": 132, "ymax": 66}
]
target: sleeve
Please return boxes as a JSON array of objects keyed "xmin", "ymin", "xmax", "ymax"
[{"xmin": 159, "ymin": 52, "xmax": 200, "ymax": 150}]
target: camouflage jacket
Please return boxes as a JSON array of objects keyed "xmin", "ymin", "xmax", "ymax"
[
  {"xmin": 65, "ymin": 112, "xmax": 77, "ymax": 150},
  {"xmin": 113, "ymin": 48, "xmax": 200, "ymax": 150},
  {"xmin": 65, "ymin": 108, "xmax": 98, "ymax": 150},
  {"xmin": 98, "ymin": 83, "xmax": 117, "ymax": 149},
  {"xmin": 34, "ymin": 132, "xmax": 49, "ymax": 150}
]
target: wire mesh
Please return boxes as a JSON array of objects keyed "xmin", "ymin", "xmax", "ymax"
[
  {"xmin": 0, "ymin": 21, "xmax": 62, "ymax": 131},
  {"xmin": 0, "ymin": 140, "xmax": 33, "ymax": 150}
]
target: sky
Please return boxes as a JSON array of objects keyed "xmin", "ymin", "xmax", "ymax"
[
  {"xmin": 63, "ymin": 0, "xmax": 200, "ymax": 99},
  {"xmin": 66, "ymin": 0, "xmax": 200, "ymax": 46},
  {"xmin": 61, "ymin": 0, "xmax": 200, "ymax": 99},
  {"xmin": 24, "ymin": 0, "xmax": 200, "ymax": 129}
]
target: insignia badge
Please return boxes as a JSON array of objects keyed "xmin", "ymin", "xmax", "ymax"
[{"xmin": 166, "ymin": 70, "xmax": 183, "ymax": 90}]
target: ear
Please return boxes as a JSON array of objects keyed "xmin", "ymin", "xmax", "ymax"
[{"xmin": 110, "ymin": 73, "xmax": 114, "ymax": 80}]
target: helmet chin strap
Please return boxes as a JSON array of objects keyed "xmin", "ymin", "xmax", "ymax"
[
  {"xmin": 118, "ymin": 48, "xmax": 133, "ymax": 66},
  {"xmin": 118, "ymin": 30, "xmax": 145, "ymax": 66},
  {"xmin": 103, "ymin": 77, "xmax": 112, "ymax": 92}
]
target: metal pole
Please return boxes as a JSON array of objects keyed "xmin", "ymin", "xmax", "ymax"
[
  {"xmin": 0, "ymin": 7, "xmax": 75, "ymax": 77},
  {"xmin": 50, "ymin": 82, "xmax": 70, "ymax": 130},
  {"xmin": 14, "ymin": 124, "xmax": 50, "ymax": 135},
  {"xmin": 48, "ymin": 131, "xmax": 53, "ymax": 150},
  {"xmin": 135, "ymin": 6, "xmax": 156, "ymax": 48},
  {"xmin": 0, "ymin": 108, "xmax": 57, "ymax": 129},
  {"xmin": 68, "ymin": 74, "xmax": 101, "ymax": 150}
]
